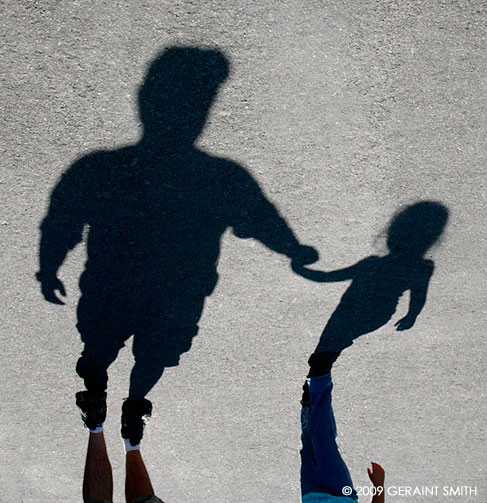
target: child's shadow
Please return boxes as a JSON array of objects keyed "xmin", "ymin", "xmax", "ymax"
[{"xmin": 293, "ymin": 201, "xmax": 449, "ymax": 368}]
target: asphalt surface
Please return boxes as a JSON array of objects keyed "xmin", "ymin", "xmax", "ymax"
[{"xmin": 1, "ymin": 1, "xmax": 486, "ymax": 502}]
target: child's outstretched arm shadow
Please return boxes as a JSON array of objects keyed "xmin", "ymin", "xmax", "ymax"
[
  {"xmin": 291, "ymin": 261, "xmax": 358, "ymax": 283},
  {"xmin": 292, "ymin": 257, "xmax": 434, "ymax": 333}
]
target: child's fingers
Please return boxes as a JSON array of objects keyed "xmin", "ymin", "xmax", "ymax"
[{"xmin": 371, "ymin": 462, "xmax": 385, "ymax": 473}]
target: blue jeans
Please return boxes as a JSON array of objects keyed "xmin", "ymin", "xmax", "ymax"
[{"xmin": 300, "ymin": 373, "xmax": 357, "ymax": 500}]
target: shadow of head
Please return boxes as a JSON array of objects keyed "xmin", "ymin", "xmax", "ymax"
[
  {"xmin": 387, "ymin": 201, "xmax": 449, "ymax": 258},
  {"xmin": 138, "ymin": 46, "xmax": 230, "ymax": 145}
]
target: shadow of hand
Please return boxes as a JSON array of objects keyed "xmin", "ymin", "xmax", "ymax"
[
  {"xmin": 36, "ymin": 273, "xmax": 66, "ymax": 305},
  {"xmin": 394, "ymin": 315, "xmax": 415, "ymax": 331},
  {"xmin": 291, "ymin": 245, "xmax": 319, "ymax": 266}
]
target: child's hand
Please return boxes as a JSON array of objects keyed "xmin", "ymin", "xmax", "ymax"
[
  {"xmin": 291, "ymin": 259, "xmax": 305, "ymax": 273},
  {"xmin": 394, "ymin": 315, "xmax": 415, "ymax": 331},
  {"xmin": 367, "ymin": 461, "xmax": 385, "ymax": 488}
]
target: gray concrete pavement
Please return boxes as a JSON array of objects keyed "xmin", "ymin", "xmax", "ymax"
[{"xmin": 1, "ymin": 1, "xmax": 486, "ymax": 502}]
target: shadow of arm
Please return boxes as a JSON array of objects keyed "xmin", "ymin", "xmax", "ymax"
[
  {"xmin": 395, "ymin": 261, "xmax": 434, "ymax": 331},
  {"xmin": 229, "ymin": 166, "xmax": 318, "ymax": 264},
  {"xmin": 291, "ymin": 262, "xmax": 358, "ymax": 283},
  {"xmin": 37, "ymin": 158, "xmax": 91, "ymax": 302}
]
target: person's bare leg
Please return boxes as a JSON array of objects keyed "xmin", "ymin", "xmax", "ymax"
[
  {"xmin": 125, "ymin": 449, "xmax": 154, "ymax": 503},
  {"xmin": 83, "ymin": 431, "xmax": 113, "ymax": 502}
]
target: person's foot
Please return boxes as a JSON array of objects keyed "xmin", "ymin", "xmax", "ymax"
[
  {"xmin": 76, "ymin": 390, "xmax": 107, "ymax": 430},
  {"xmin": 121, "ymin": 397, "xmax": 152, "ymax": 446}
]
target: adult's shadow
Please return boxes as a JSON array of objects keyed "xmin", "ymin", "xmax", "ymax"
[
  {"xmin": 293, "ymin": 201, "xmax": 449, "ymax": 372},
  {"xmin": 38, "ymin": 46, "xmax": 318, "ymax": 398}
]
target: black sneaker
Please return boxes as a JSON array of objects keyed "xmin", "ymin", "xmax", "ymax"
[
  {"xmin": 121, "ymin": 397, "xmax": 152, "ymax": 446},
  {"xmin": 76, "ymin": 390, "xmax": 107, "ymax": 430}
]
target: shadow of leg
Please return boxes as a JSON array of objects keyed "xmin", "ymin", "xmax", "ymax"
[
  {"xmin": 129, "ymin": 302, "xmax": 202, "ymax": 398},
  {"xmin": 77, "ymin": 339, "xmax": 126, "ymax": 392}
]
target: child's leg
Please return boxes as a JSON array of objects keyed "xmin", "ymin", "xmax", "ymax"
[
  {"xmin": 83, "ymin": 431, "xmax": 113, "ymax": 503},
  {"xmin": 300, "ymin": 392, "xmax": 321, "ymax": 495},
  {"xmin": 300, "ymin": 373, "xmax": 357, "ymax": 499}
]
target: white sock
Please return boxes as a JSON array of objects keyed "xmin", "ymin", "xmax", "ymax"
[
  {"xmin": 124, "ymin": 438, "xmax": 140, "ymax": 452},
  {"xmin": 89, "ymin": 425, "xmax": 103, "ymax": 434}
]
